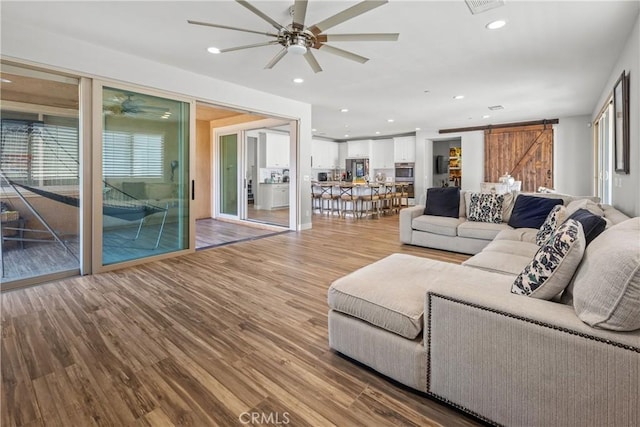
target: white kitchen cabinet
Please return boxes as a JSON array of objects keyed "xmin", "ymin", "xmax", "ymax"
[
  {"xmin": 371, "ymin": 139, "xmax": 395, "ymax": 169},
  {"xmin": 347, "ymin": 139, "xmax": 372, "ymax": 158},
  {"xmin": 257, "ymin": 183, "xmax": 289, "ymax": 209},
  {"xmin": 394, "ymin": 136, "xmax": 416, "ymax": 163},
  {"xmin": 338, "ymin": 142, "xmax": 348, "ymax": 168},
  {"xmin": 262, "ymin": 132, "xmax": 290, "ymax": 168},
  {"xmin": 311, "ymin": 139, "xmax": 339, "ymax": 169}
]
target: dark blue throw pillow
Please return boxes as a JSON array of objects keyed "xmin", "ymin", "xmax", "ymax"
[
  {"xmin": 566, "ymin": 208, "xmax": 606, "ymax": 245},
  {"xmin": 424, "ymin": 187, "xmax": 460, "ymax": 218},
  {"xmin": 507, "ymin": 195, "xmax": 563, "ymax": 229}
]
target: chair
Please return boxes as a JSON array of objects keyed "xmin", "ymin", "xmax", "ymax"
[
  {"xmin": 311, "ymin": 184, "xmax": 323, "ymax": 214},
  {"xmin": 339, "ymin": 184, "xmax": 359, "ymax": 218},
  {"xmin": 360, "ymin": 184, "xmax": 381, "ymax": 219}
]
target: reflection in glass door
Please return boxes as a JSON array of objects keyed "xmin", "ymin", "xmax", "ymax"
[
  {"xmin": 220, "ymin": 134, "xmax": 238, "ymax": 216},
  {"xmin": 101, "ymin": 86, "xmax": 189, "ymax": 266},
  {"xmin": 0, "ymin": 66, "xmax": 80, "ymax": 287}
]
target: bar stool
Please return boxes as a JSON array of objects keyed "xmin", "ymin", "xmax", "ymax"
[
  {"xmin": 329, "ymin": 184, "xmax": 342, "ymax": 216},
  {"xmin": 398, "ymin": 183, "xmax": 409, "ymax": 210},
  {"xmin": 319, "ymin": 184, "xmax": 333, "ymax": 214},
  {"xmin": 311, "ymin": 184, "xmax": 323, "ymax": 214},
  {"xmin": 380, "ymin": 183, "xmax": 394, "ymax": 215},
  {"xmin": 360, "ymin": 184, "xmax": 381, "ymax": 219},
  {"xmin": 339, "ymin": 184, "xmax": 359, "ymax": 218}
]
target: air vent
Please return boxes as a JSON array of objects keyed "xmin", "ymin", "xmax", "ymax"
[
  {"xmin": 488, "ymin": 105, "xmax": 504, "ymax": 111},
  {"xmin": 465, "ymin": 0, "xmax": 505, "ymax": 15}
]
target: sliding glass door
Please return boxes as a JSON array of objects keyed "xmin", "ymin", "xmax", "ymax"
[
  {"xmin": 0, "ymin": 65, "xmax": 81, "ymax": 288},
  {"xmin": 99, "ymin": 85, "xmax": 190, "ymax": 267},
  {"xmin": 219, "ymin": 133, "xmax": 238, "ymax": 217}
]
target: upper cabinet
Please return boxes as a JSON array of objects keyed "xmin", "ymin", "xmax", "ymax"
[
  {"xmin": 262, "ymin": 132, "xmax": 290, "ymax": 168},
  {"xmin": 311, "ymin": 139, "xmax": 339, "ymax": 169},
  {"xmin": 371, "ymin": 139, "xmax": 395, "ymax": 169},
  {"xmin": 338, "ymin": 142, "xmax": 348, "ymax": 168},
  {"xmin": 394, "ymin": 136, "xmax": 416, "ymax": 163},
  {"xmin": 347, "ymin": 139, "xmax": 372, "ymax": 158}
]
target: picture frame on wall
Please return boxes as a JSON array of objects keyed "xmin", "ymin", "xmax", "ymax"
[{"xmin": 613, "ymin": 70, "xmax": 630, "ymax": 174}]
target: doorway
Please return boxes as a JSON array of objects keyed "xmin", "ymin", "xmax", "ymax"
[{"xmin": 194, "ymin": 103, "xmax": 293, "ymax": 249}]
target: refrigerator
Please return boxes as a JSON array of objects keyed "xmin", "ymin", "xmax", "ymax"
[{"xmin": 345, "ymin": 158, "xmax": 369, "ymax": 182}]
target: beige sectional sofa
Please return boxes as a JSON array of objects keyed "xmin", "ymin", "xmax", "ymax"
[
  {"xmin": 399, "ymin": 191, "xmax": 625, "ymax": 255},
  {"xmin": 328, "ymin": 201, "xmax": 639, "ymax": 426}
]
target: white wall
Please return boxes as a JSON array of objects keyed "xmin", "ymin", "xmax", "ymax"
[
  {"xmin": 1, "ymin": 21, "xmax": 314, "ymax": 229},
  {"xmin": 591, "ymin": 14, "xmax": 640, "ymax": 217},
  {"xmin": 553, "ymin": 116, "xmax": 593, "ymax": 196}
]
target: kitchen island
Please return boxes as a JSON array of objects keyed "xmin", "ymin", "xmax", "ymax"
[{"xmin": 256, "ymin": 182, "xmax": 289, "ymax": 210}]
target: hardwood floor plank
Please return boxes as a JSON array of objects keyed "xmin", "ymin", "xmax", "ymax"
[{"xmin": 1, "ymin": 214, "xmax": 479, "ymax": 426}]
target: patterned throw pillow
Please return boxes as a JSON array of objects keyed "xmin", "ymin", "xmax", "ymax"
[
  {"xmin": 468, "ymin": 193, "xmax": 504, "ymax": 223},
  {"xmin": 535, "ymin": 205, "xmax": 567, "ymax": 246},
  {"xmin": 512, "ymin": 219, "xmax": 586, "ymax": 300}
]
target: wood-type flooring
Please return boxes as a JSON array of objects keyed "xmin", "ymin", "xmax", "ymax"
[{"xmin": 1, "ymin": 214, "xmax": 478, "ymax": 427}]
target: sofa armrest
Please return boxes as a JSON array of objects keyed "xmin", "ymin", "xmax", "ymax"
[
  {"xmin": 423, "ymin": 280, "xmax": 640, "ymax": 426},
  {"xmin": 399, "ymin": 205, "xmax": 425, "ymax": 243}
]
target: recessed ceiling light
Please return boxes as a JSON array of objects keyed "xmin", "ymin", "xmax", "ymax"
[
  {"xmin": 387, "ymin": 119, "xmax": 394, "ymax": 123},
  {"xmin": 424, "ymin": 90, "xmax": 430, "ymax": 93},
  {"xmin": 488, "ymin": 105, "xmax": 504, "ymax": 111},
  {"xmin": 482, "ymin": 114, "xmax": 491, "ymax": 119},
  {"xmin": 0, "ymin": 78, "xmax": 12, "ymax": 83},
  {"xmin": 293, "ymin": 78, "xmax": 304, "ymax": 84},
  {"xmin": 344, "ymin": 134, "xmax": 350, "ymax": 137},
  {"xmin": 415, "ymin": 127, "xmax": 421, "ymax": 131},
  {"xmin": 375, "ymin": 131, "xmax": 381, "ymax": 135},
  {"xmin": 486, "ymin": 20, "xmax": 506, "ymax": 30},
  {"xmin": 312, "ymin": 128, "xmax": 317, "ymax": 132},
  {"xmin": 207, "ymin": 46, "xmax": 221, "ymax": 54},
  {"xmin": 340, "ymin": 108, "xmax": 349, "ymax": 113},
  {"xmin": 453, "ymin": 95, "xmax": 465, "ymax": 100}
]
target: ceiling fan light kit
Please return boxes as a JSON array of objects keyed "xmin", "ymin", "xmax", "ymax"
[{"xmin": 188, "ymin": 0, "xmax": 399, "ymax": 73}]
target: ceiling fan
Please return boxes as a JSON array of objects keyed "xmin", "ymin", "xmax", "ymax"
[
  {"xmin": 104, "ymin": 94, "xmax": 170, "ymax": 118},
  {"xmin": 188, "ymin": 0, "xmax": 399, "ymax": 73}
]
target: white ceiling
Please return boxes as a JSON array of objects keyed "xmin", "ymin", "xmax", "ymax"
[{"xmin": 2, "ymin": 1, "xmax": 638, "ymax": 140}]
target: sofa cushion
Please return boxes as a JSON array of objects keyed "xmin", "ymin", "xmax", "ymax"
[
  {"xmin": 536, "ymin": 205, "xmax": 568, "ymax": 246},
  {"xmin": 508, "ymin": 194, "xmax": 564, "ymax": 229},
  {"xmin": 494, "ymin": 228, "xmax": 539, "ymax": 243},
  {"xmin": 463, "ymin": 239, "xmax": 539, "ymax": 275},
  {"xmin": 565, "ymin": 198, "xmax": 604, "ymax": 217},
  {"xmin": 424, "ymin": 187, "xmax": 460, "ymax": 218},
  {"xmin": 457, "ymin": 221, "xmax": 512, "ymax": 240},
  {"xmin": 511, "ymin": 219, "xmax": 585, "ymax": 300},
  {"xmin": 565, "ymin": 208, "xmax": 606, "ymax": 245},
  {"xmin": 572, "ymin": 218, "xmax": 640, "ymax": 331},
  {"xmin": 412, "ymin": 215, "xmax": 464, "ymax": 237},
  {"xmin": 328, "ymin": 254, "xmax": 468, "ymax": 339}
]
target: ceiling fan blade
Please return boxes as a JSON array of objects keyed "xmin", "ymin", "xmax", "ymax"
[
  {"xmin": 220, "ymin": 41, "xmax": 280, "ymax": 53},
  {"xmin": 304, "ymin": 51, "xmax": 323, "ymax": 73},
  {"xmin": 321, "ymin": 33, "xmax": 399, "ymax": 42},
  {"xmin": 187, "ymin": 20, "xmax": 278, "ymax": 37},
  {"xmin": 264, "ymin": 48, "xmax": 288, "ymax": 69},
  {"xmin": 309, "ymin": 0, "xmax": 388, "ymax": 35},
  {"xmin": 292, "ymin": 0, "xmax": 308, "ymax": 30},
  {"xmin": 318, "ymin": 44, "xmax": 369, "ymax": 64},
  {"xmin": 236, "ymin": 0, "xmax": 287, "ymax": 32}
]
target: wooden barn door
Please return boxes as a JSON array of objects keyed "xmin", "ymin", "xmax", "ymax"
[{"xmin": 484, "ymin": 124, "xmax": 554, "ymax": 192}]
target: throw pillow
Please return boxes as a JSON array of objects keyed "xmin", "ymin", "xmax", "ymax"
[
  {"xmin": 423, "ymin": 187, "xmax": 460, "ymax": 218},
  {"xmin": 535, "ymin": 205, "xmax": 567, "ymax": 246},
  {"xmin": 508, "ymin": 194, "xmax": 563, "ymax": 229},
  {"xmin": 511, "ymin": 219, "xmax": 586, "ymax": 300},
  {"xmin": 572, "ymin": 218, "xmax": 640, "ymax": 331},
  {"xmin": 565, "ymin": 208, "xmax": 607, "ymax": 245},
  {"xmin": 467, "ymin": 193, "xmax": 504, "ymax": 223}
]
